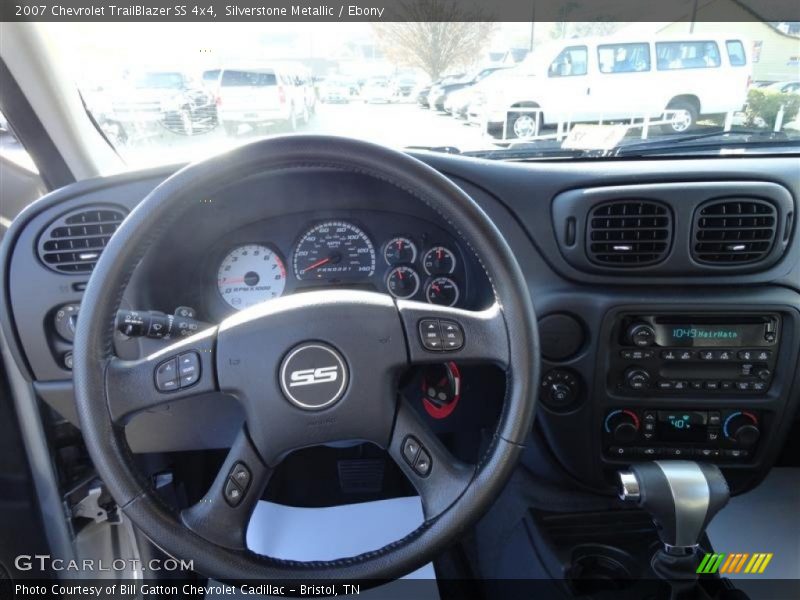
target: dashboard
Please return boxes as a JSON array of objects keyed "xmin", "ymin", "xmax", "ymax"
[{"xmin": 2, "ymin": 153, "xmax": 799, "ymax": 498}]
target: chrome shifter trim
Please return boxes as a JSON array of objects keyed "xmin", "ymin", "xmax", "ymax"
[{"xmin": 655, "ymin": 461, "xmax": 710, "ymax": 549}]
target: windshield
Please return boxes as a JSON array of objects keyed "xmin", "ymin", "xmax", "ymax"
[{"xmin": 43, "ymin": 21, "xmax": 800, "ymax": 167}]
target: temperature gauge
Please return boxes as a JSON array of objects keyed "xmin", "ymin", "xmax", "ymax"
[
  {"xmin": 426, "ymin": 277, "xmax": 459, "ymax": 307},
  {"xmin": 386, "ymin": 266, "xmax": 420, "ymax": 299},
  {"xmin": 384, "ymin": 237, "xmax": 417, "ymax": 265},
  {"xmin": 423, "ymin": 246, "xmax": 456, "ymax": 275}
]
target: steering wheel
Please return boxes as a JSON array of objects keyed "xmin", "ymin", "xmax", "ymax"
[{"xmin": 73, "ymin": 135, "xmax": 539, "ymax": 581}]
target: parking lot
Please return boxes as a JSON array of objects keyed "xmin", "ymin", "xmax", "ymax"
[{"xmin": 114, "ymin": 101, "xmax": 493, "ymax": 168}]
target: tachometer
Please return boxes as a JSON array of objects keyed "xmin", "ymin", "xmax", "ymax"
[
  {"xmin": 293, "ymin": 221, "xmax": 376, "ymax": 281},
  {"xmin": 217, "ymin": 244, "xmax": 286, "ymax": 310}
]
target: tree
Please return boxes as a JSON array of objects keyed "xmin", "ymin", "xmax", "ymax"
[{"xmin": 372, "ymin": 1, "xmax": 497, "ymax": 80}]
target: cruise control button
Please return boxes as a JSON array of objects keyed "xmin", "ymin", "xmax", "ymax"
[
  {"xmin": 178, "ymin": 352, "xmax": 201, "ymax": 388},
  {"xmin": 223, "ymin": 479, "xmax": 244, "ymax": 506},
  {"xmin": 402, "ymin": 436, "xmax": 421, "ymax": 465},
  {"xmin": 419, "ymin": 320, "xmax": 443, "ymax": 351},
  {"xmin": 439, "ymin": 320, "xmax": 464, "ymax": 350},
  {"xmin": 413, "ymin": 449, "xmax": 432, "ymax": 476},
  {"xmin": 155, "ymin": 358, "xmax": 179, "ymax": 392}
]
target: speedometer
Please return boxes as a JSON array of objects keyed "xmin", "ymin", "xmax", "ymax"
[
  {"xmin": 293, "ymin": 221, "xmax": 376, "ymax": 281},
  {"xmin": 217, "ymin": 244, "xmax": 286, "ymax": 310}
]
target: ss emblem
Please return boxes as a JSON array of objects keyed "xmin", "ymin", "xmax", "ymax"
[{"xmin": 288, "ymin": 365, "xmax": 339, "ymax": 387}]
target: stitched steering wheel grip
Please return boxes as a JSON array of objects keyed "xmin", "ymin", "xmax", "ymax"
[{"xmin": 73, "ymin": 135, "xmax": 539, "ymax": 581}]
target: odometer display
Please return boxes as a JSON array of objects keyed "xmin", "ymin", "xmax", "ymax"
[{"xmin": 293, "ymin": 221, "xmax": 376, "ymax": 281}]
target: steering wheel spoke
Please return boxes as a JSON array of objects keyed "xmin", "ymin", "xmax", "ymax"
[
  {"xmin": 389, "ymin": 398, "xmax": 475, "ymax": 520},
  {"xmin": 397, "ymin": 300, "xmax": 509, "ymax": 368},
  {"xmin": 105, "ymin": 327, "xmax": 218, "ymax": 424},
  {"xmin": 181, "ymin": 427, "xmax": 272, "ymax": 550}
]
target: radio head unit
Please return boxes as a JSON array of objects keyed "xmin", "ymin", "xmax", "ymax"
[{"xmin": 609, "ymin": 313, "xmax": 780, "ymax": 396}]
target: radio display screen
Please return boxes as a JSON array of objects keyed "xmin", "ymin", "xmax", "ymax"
[{"xmin": 653, "ymin": 321, "xmax": 770, "ymax": 348}]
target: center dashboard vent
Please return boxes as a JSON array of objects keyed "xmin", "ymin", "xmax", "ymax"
[
  {"xmin": 692, "ymin": 199, "xmax": 778, "ymax": 265},
  {"xmin": 37, "ymin": 206, "xmax": 127, "ymax": 273},
  {"xmin": 586, "ymin": 200, "xmax": 672, "ymax": 266}
]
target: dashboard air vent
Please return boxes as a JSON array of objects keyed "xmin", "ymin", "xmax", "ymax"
[
  {"xmin": 586, "ymin": 200, "xmax": 672, "ymax": 266},
  {"xmin": 692, "ymin": 199, "xmax": 777, "ymax": 265},
  {"xmin": 38, "ymin": 206, "xmax": 127, "ymax": 273}
]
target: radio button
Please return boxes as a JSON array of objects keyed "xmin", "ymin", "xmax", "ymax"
[
  {"xmin": 661, "ymin": 350, "xmax": 677, "ymax": 361},
  {"xmin": 699, "ymin": 351, "xmax": 714, "ymax": 360},
  {"xmin": 755, "ymin": 350, "xmax": 771, "ymax": 361},
  {"xmin": 752, "ymin": 381, "xmax": 767, "ymax": 392},
  {"xmin": 678, "ymin": 350, "xmax": 693, "ymax": 361},
  {"xmin": 690, "ymin": 381, "xmax": 703, "ymax": 390},
  {"xmin": 704, "ymin": 381, "xmax": 720, "ymax": 390},
  {"xmin": 717, "ymin": 350, "xmax": 733, "ymax": 361},
  {"xmin": 673, "ymin": 381, "xmax": 688, "ymax": 391},
  {"xmin": 738, "ymin": 350, "xmax": 754, "ymax": 360},
  {"xmin": 736, "ymin": 382, "xmax": 751, "ymax": 391},
  {"xmin": 657, "ymin": 380, "xmax": 673, "ymax": 390},
  {"xmin": 720, "ymin": 381, "xmax": 734, "ymax": 391}
]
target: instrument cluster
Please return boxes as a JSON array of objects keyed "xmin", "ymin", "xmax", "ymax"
[{"xmin": 213, "ymin": 216, "xmax": 468, "ymax": 314}]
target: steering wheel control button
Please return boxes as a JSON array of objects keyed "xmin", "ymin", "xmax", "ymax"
[
  {"xmin": 230, "ymin": 462, "xmax": 251, "ymax": 490},
  {"xmin": 440, "ymin": 320, "xmax": 464, "ymax": 350},
  {"xmin": 419, "ymin": 319, "xmax": 464, "ymax": 351},
  {"xmin": 223, "ymin": 479, "xmax": 244, "ymax": 507},
  {"xmin": 413, "ymin": 449, "xmax": 432, "ymax": 477},
  {"xmin": 155, "ymin": 358, "xmax": 179, "ymax": 392},
  {"xmin": 279, "ymin": 343, "xmax": 348, "ymax": 410},
  {"xmin": 419, "ymin": 319, "xmax": 443, "ymax": 350},
  {"xmin": 402, "ymin": 436, "xmax": 421, "ymax": 465},
  {"xmin": 178, "ymin": 352, "xmax": 201, "ymax": 388}
]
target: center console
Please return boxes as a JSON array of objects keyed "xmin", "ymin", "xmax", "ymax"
[{"xmin": 597, "ymin": 309, "xmax": 794, "ymax": 474}]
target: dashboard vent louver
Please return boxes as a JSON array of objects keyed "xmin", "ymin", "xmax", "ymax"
[
  {"xmin": 692, "ymin": 199, "xmax": 777, "ymax": 265},
  {"xmin": 38, "ymin": 206, "xmax": 127, "ymax": 273},
  {"xmin": 586, "ymin": 200, "xmax": 672, "ymax": 266}
]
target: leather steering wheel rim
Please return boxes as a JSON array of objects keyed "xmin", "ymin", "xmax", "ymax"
[{"xmin": 73, "ymin": 135, "xmax": 539, "ymax": 581}]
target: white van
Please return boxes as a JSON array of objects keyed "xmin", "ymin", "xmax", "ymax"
[
  {"xmin": 215, "ymin": 66, "xmax": 312, "ymax": 135},
  {"xmin": 479, "ymin": 34, "xmax": 752, "ymax": 139}
]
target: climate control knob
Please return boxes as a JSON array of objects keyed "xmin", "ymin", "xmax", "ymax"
[
  {"xmin": 626, "ymin": 323, "xmax": 656, "ymax": 347},
  {"xmin": 624, "ymin": 367, "xmax": 651, "ymax": 391},
  {"xmin": 724, "ymin": 411, "xmax": 760, "ymax": 446},
  {"xmin": 604, "ymin": 409, "xmax": 640, "ymax": 443}
]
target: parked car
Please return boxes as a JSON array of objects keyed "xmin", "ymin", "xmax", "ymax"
[
  {"xmin": 214, "ymin": 66, "xmax": 311, "ymax": 135},
  {"xmin": 762, "ymin": 80, "xmax": 800, "ymax": 95},
  {"xmin": 361, "ymin": 78, "xmax": 393, "ymax": 103},
  {"xmin": 416, "ymin": 73, "xmax": 464, "ymax": 108},
  {"xmin": 319, "ymin": 77, "xmax": 352, "ymax": 103},
  {"xmin": 389, "ymin": 77, "xmax": 420, "ymax": 100},
  {"xmin": 446, "ymin": 68, "xmax": 517, "ymax": 119},
  {"xmin": 428, "ymin": 67, "xmax": 510, "ymax": 112},
  {"xmin": 479, "ymin": 34, "xmax": 752, "ymax": 139},
  {"xmin": 109, "ymin": 71, "xmax": 217, "ymax": 136}
]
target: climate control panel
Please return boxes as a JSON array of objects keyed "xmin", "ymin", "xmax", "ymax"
[{"xmin": 603, "ymin": 408, "xmax": 760, "ymax": 462}]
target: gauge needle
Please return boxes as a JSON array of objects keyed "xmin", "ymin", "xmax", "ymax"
[
  {"xmin": 218, "ymin": 277, "xmax": 245, "ymax": 284},
  {"xmin": 302, "ymin": 256, "xmax": 331, "ymax": 273}
]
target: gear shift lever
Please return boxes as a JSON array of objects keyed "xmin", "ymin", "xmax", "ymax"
[{"xmin": 619, "ymin": 461, "xmax": 730, "ymax": 583}]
